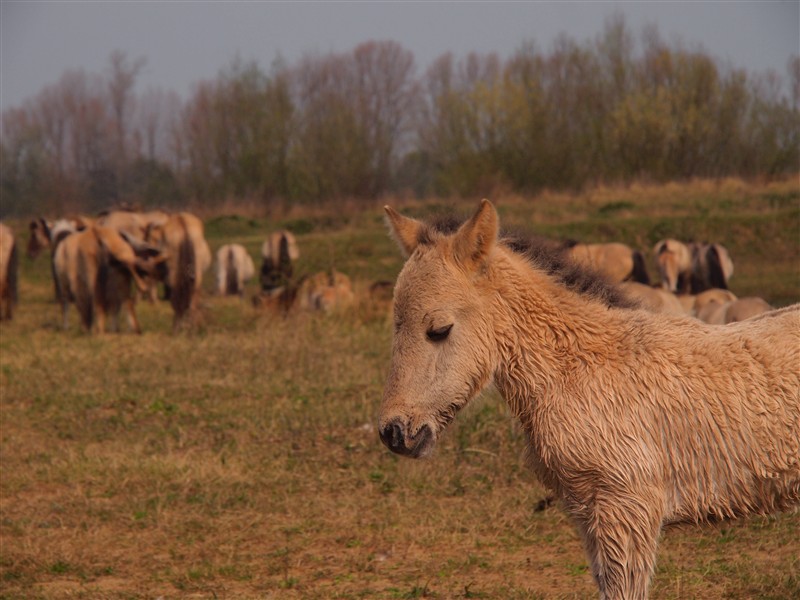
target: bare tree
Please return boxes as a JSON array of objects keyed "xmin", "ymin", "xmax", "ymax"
[{"xmin": 107, "ymin": 50, "xmax": 146, "ymax": 168}]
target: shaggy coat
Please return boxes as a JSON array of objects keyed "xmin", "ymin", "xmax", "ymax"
[
  {"xmin": 379, "ymin": 200, "xmax": 799, "ymax": 600},
  {"xmin": 567, "ymin": 241, "xmax": 650, "ymax": 285},
  {"xmin": 146, "ymin": 212, "xmax": 212, "ymax": 331},
  {"xmin": 0, "ymin": 223, "xmax": 18, "ymax": 320},
  {"xmin": 215, "ymin": 244, "xmax": 255, "ymax": 296}
]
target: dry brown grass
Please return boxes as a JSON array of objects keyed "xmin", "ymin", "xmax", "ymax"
[{"xmin": 1, "ymin": 180, "xmax": 799, "ymax": 599}]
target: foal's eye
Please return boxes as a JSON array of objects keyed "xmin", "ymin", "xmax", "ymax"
[{"xmin": 426, "ymin": 324, "xmax": 453, "ymax": 342}]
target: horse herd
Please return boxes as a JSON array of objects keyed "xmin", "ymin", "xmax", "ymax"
[
  {"xmin": 0, "ymin": 207, "xmax": 784, "ymax": 335},
  {"xmin": 561, "ymin": 235, "xmax": 774, "ymax": 325},
  {"xmin": 0, "ymin": 208, "xmax": 356, "ymax": 334}
]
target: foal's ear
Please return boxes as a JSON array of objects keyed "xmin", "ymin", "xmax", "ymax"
[
  {"xmin": 453, "ymin": 199, "xmax": 498, "ymax": 270},
  {"xmin": 384, "ymin": 206, "xmax": 423, "ymax": 257}
]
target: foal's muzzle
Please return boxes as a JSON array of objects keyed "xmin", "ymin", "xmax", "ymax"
[{"xmin": 379, "ymin": 420, "xmax": 433, "ymax": 458}]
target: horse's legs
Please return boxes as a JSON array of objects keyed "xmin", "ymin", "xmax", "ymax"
[
  {"xmin": 95, "ymin": 304, "xmax": 106, "ymax": 335},
  {"xmin": 126, "ymin": 299, "xmax": 142, "ymax": 334},
  {"xmin": 127, "ymin": 262, "xmax": 150, "ymax": 295},
  {"xmin": 571, "ymin": 493, "xmax": 663, "ymax": 600}
]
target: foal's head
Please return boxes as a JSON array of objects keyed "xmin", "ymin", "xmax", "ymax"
[{"xmin": 379, "ymin": 200, "xmax": 500, "ymax": 458}]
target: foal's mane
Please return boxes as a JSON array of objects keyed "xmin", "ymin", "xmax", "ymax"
[{"xmin": 419, "ymin": 214, "xmax": 639, "ymax": 310}]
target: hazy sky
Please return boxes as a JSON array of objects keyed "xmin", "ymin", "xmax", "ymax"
[{"xmin": 1, "ymin": 1, "xmax": 798, "ymax": 111}]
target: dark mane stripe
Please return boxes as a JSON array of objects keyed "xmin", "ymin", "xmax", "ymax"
[
  {"xmin": 420, "ymin": 214, "xmax": 638, "ymax": 310},
  {"xmin": 502, "ymin": 233, "xmax": 639, "ymax": 310}
]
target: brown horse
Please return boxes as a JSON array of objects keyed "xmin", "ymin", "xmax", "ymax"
[
  {"xmin": 0, "ymin": 223, "xmax": 18, "ymax": 320},
  {"xmin": 379, "ymin": 200, "xmax": 799, "ymax": 600}
]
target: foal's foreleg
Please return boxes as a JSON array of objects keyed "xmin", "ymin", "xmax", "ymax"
[{"xmin": 573, "ymin": 494, "xmax": 663, "ymax": 600}]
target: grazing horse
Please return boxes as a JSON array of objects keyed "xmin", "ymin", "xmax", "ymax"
[
  {"xmin": 260, "ymin": 230, "xmax": 299, "ymax": 293},
  {"xmin": 146, "ymin": 212, "xmax": 212, "ymax": 331},
  {"xmin": 215, "ymin": 244, "xmax": 255, "ymax": 296},
  {"xmin": 27, "ymin": 218, "xmax": 53, "ymax": 259},
  {"xmin": 27, "ymin": 216, "xmax": 89, "ymax": 259},
  {"xmin": 297, "ymin": 269, "xmax": 355, "ymax": 312},
  {"xmin": 0, "ymin": 223, "xmax": 19, "ymax": 320},
  {"xmin": 566, "ymin": 241, "xmax": 650, "ymax": 285},
  {"xmin": 53, "ymin": 226, "xmax": 162, "ymax": 333},
  {"xmin": 653, "ymin": 239, "xmax": 693, "ymax": 293},
  {"xmin": 97, "ymin": 209, "xmax": 170, "ymax": 302},
  {"xmin": 96, "ymin": 208, "xmax": 169, "ymax": 240},
  {"xmin": 378, "ymin": 200, "xmax": 799, "ymax": 600}
]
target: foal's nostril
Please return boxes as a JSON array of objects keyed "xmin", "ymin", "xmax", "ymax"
[{"xmin": 379, "ymin": 420, "xmax": 406, "ymax": 453}]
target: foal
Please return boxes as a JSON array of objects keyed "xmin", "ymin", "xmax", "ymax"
[{"xmin": 379, "ymin": 200, "xmax": 799, "ymax": 600}]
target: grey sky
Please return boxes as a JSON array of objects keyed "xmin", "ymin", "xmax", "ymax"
[{"xmin": 1, "ymin": 1, "xmax": 798, "ymax": 112}]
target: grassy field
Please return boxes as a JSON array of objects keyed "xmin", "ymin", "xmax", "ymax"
[{"xmin": 1, "ymin": 178, "xmax": 799, "ymax": 599}]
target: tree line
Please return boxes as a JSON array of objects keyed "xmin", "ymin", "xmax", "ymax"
[{"xmin": 2, "ymin": 17, "xmax": 798, "ymax": 217}]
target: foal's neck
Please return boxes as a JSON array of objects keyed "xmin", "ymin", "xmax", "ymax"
[{"xmin": 488, "ymin": 248, "xmax": 627, "ymax": 418}]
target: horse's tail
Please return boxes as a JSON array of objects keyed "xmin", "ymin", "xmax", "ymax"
[
  {"xmin": 225, "ymin": 246, "xmax": 238, "ymax": 295},
  {"xmin": 630, "ymin": 250, "xmax": 650, "ymax": 285},
  {"xmin": 48, "ymin": 229, "xmax": 68, "ymax": 304},
  {"xmin": 170, "ymin": 217, "xmax": 196, "ymax": 323},
  {"xmin": 278, "ymin": 233, "xmax": 293, "ymax": 286},
  {"xmin": 76, "ymin": 248, "xmax": 95, "ymax": 331},
  {"xmin": 706, "ymin": 246, "xmax": 728, "ymax": 290}
]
